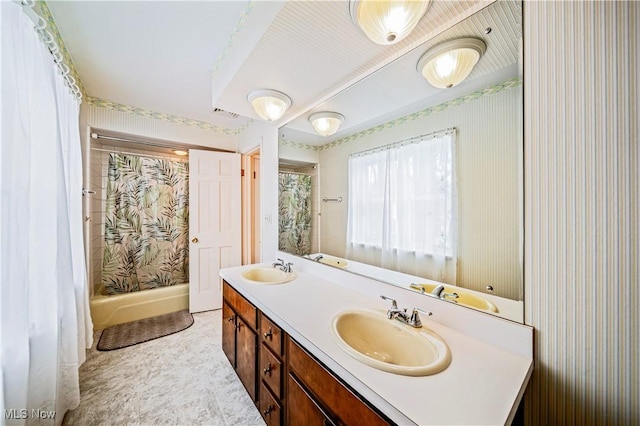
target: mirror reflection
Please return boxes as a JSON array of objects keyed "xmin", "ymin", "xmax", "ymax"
[{"xmin": 278, "ymin": 1, "xmax": 523, "ymax": 322}]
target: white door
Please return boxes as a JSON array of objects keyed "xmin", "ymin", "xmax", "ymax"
[{"xmin": 189, "ymin": 150, "xmax": 241, "ymax": 312}]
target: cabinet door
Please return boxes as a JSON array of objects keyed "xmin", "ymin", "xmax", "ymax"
[
  {"xmin": 287, "ymin": 373, "xmax": 336, "ymax": 426},
  {"xmin": 288, "ymin": 338, "xmax": 389, "ymax": 426},
  {"xmin": 222, "ymin": 302, "xmax": 236, "ymax": 367},
  {"xmin": 236, "ymin": 315, "xmax": 257, "ymax": 401}
]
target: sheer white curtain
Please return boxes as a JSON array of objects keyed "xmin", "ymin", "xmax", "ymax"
[
  {"xmin": 1, "ymin": 3, "xmax": 93, "ymax": 425},
  {"xmin": 346, "ymin": 130, "xmax": 457, "ymax": 283}
]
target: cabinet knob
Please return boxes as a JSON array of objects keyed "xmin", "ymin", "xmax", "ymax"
[
  {"xmin": 236, "ymin": 322, "xmax": 242, "ymax": 330},
  {"xmin": 263, "ymin": 362, "xmax": 272, "ymax": 375},
  {"xmin": 263, "ymin": 405, "xmax": 274, "ymax": 415},
  {"xmin": 263, "ymin": 327, "xmax": 273, "ymax": 339},
  {"xmin": 191, "ymin": 237, "xmax": 199, "ymax": 243},
  {"xmin": 227, "ymin": 315, "xmax": 235, "ymax": 323}
]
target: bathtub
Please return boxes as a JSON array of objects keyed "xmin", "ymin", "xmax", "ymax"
[{"xmin": 90, "ymin": 283, "xmax": 189, "ymax": 330}]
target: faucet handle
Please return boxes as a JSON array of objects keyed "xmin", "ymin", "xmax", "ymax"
[
  {"xmin": 380, "ymin": 295, "xmax": 398, "ymax": 309},
  {"xmin": 409, "ymin": 283, "xmax": 426, "ymax": 294},
  {"xmin": 409, "ymin": 307, "xmax": 432, "ymax": 328}
]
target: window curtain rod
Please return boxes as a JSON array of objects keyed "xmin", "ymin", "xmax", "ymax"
[
  {"xmin": 350, "ymin": 127, "xmax": 455, "ymax": 158},
  {"xmin": 18, "ymin": 0, "xmax": 83, "ymax": 101}
]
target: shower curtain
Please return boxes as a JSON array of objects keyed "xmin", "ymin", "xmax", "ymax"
[
  {"xmin": 278, "ymin": 172, "xmax": 312, "ymax": 255},
  {"xmin": 102, "ymin": 153, "xmax": 189, "ymax": 294},
  {"xmin": 2, "ymin": 2, "xmax": 93, "ymax": 422}
]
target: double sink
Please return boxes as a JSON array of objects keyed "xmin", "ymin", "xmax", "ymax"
[{"xmin": 240, "ymin": 266, "xmax": 451, "ymax": 377}]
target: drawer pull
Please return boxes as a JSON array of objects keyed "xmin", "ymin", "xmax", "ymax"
[
  {"xmin": 263, "ymin": 327, "xmax": 273, "ymax": 339},
  {"xmin": 263, "ymin": 362, "xmax": 272, "ymax": 375},
  {"xmin": 263, "ymin": 405, "xmax": 274, "ymax": 415}
]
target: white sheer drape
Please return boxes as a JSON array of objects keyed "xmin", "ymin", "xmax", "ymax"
[
  {"xmin": 346, "ymin": 130, "xmax": 457, "ymax": 283},
  {"xmin": 1, "ymin": 3, "xmax": 93, "ymax": 425}
]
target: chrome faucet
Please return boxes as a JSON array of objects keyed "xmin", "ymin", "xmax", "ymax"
[
  {"xmin": 410, "ymin": 283, "xmax": 459, "ymax": 301},
  {"xmin": 312, "ymin": 254, "xmax": 323, "ymax": 262},
  {"xmin": 272, "ymin": 258, "xmax": 293, "ymax": 273},
  {"xmin": 431, "ymin": 284, "xmax": 459, "ymax": 300},
  {"xmin": 380, "ymin": 295, "xmax": 431, "ymax": 328}
]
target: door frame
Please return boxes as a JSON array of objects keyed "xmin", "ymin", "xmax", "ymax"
[{"xmin": 241, "ymin": 147, "xmax": 261, "ymax": 265}]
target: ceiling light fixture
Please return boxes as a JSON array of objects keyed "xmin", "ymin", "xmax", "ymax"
[
  {"xmin": 309, "ymin": 112, "xmax": 345, "ymax": 137},
  {"xmin": 349, "ymin": 0, "xmax": 431, "ymax": 45},
  {"xmin": 247, "ymin": 89, "xmax": 292, "ymax": 122},
  {"xmin": 173, "ymin": 150, "xmax": 188, "ymax": 156},
  {"xmin": 417, "ymin": 37, "xmax": 486, "ymax": 89}
]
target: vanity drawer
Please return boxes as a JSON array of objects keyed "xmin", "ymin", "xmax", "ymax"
[
  {"xmin": 223, "ymin": 281, "xmax": 257, "ymax": 329},
  {"xmin": 259, "ymin": 381, "xmax": 282, "ymax": 426},
  {"xmin": 260, "ymin": 314, "xmax": 283, "ymax": 355},
  {"xmin": 287, "ymin": 338, "xmax": 389, "ymax": 426},
  {"xmin": 259, "ymin": 343, "xmax": 282, "ymax": 398}
]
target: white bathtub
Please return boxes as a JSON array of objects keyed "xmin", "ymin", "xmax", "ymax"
[{"xmin": 90, "ymin": 283, "xmax": 189, "ymax": 330}]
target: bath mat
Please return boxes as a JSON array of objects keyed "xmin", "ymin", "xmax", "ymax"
[{"xmin": 97, "ymin": 310, "xmax": 194, "ymax": 351}]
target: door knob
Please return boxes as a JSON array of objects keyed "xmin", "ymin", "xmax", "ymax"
[{"xmin": 191, "ymin": 237, "xmax": 199, "ymax": 243}]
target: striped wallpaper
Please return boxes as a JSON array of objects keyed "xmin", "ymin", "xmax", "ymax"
[
  {"xmin": 85, "ymin": 104, "xmax": 238, "ymax": 152},
  {"xmin": 524, "ymin": 1, "xmax": 638, "ymax": 424}
]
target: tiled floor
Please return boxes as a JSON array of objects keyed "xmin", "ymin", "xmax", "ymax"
[{"xmin": 63, "ymin": 310, "xmax": 265, "ymax": 426}]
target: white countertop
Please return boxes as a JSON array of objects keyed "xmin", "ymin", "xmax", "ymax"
[{"xmin": 220, "ymin": 263, "xmax": 533, "ymax": 426}]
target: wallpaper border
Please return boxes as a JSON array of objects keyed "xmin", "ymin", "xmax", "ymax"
[
  {"xmin": 86, "ymin": 97, "xmax": 254, "ymax": 136},
  {"xmin": 279, "ymin": 76, "xmax": 523, "ymax": 152}
]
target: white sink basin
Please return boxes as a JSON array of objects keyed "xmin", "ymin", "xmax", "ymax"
[
  {"xmin": 318, "ymin": 255, "xmax": 349, "ymax": 269},
  {"xmin": 331, "ymin": 309, "xmax": 451, "ymax": 376},
  {"xmin": 411, "ymin": 283, "xmax": 499, "ymax": 313},
  {"xmin": 240, "ymin": 267, "xmax": 296, "ymax": 285}
]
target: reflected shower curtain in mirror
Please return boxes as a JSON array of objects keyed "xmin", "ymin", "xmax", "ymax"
[
  {"xmin": 102, "ymin": 154, "xmax": 189, "ymax": 294},
  {"xmin": 346, "ymin": 130, "xmax": 457, "ymax": 283},
  {"xmin": 278, "ymin": 172, "xmax": 312, "ymax": 255}
]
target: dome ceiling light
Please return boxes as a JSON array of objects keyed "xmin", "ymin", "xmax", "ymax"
[
  {"xmin": 247, "ymin": 89, "xmax": 292, "ymax": 121},
  {"xmin": 349, "ymin": 0, "xmax": 431, "ymax": 45},
  {"xmin": 309, "ymin": 112, "xmax": 345, "ymax": 137},
  {"xmin": 417, "ymin": 37, "xmax": 486, "ymax": 89}
]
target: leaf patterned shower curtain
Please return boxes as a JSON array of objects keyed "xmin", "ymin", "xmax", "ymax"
[
  {"xmin": 102, "ymin": 153, "xmax": 189, "ymax": 294},
  {"xmin": 278, "ymin": 172, "xmax": 312, "ymax": 256}
]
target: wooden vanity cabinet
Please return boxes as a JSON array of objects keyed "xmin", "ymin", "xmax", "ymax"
[
  {"xmin": 222, "ymin": 280, "xmax": 391, "ymax": 426},
  {"xmin": 222, "ymin": 281, "xmax": 258, "ymax": 402}
]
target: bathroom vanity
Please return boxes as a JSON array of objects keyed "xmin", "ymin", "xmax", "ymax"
[{"xmin": 220, "ymin": 262, "xmax": 533, "ymax": 425}]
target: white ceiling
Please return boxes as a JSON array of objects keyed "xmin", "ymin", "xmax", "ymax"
[
  {"xmin": 282, "ymin": 0, "xmax": 522, "ymax": 145},
  {"xmin": 47, "ymin": 0, "xmax": 508, "ymax": 142}
]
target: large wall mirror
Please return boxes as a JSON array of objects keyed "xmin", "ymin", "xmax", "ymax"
[{"xmin": 277, "ymin": 1, "xmax": 523, "ymax": 323}]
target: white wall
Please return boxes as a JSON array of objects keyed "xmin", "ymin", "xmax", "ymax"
[
  {"xmin": 317, "ymin": 85, "xmax": 523, "ymax": 300},
  {"xmin": 238, "ymin": 120, "xmax": 279, "ymax": 262},
  {"xmin": 279, "ymin": 141, "xmax": 319, "ymax": 164},
  {"xmin": 524, "ymin": 1, "xmax": 638, "ymax": 424}
]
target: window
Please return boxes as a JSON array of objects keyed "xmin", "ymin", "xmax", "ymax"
[{"xmin": 346, "ymin": 130, "xmax": 456, "ymax": 280}]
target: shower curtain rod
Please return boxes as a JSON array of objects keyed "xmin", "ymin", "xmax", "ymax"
[
  {"xmin": 91, "ymin": 132, "xmax": 230, "ymax": 153},
  {"xmin": 90, "ymin": 147, "xmax": 186, "ymax": 161},
  {"xmin": 279, "ymin": 170, "xmax": 314, "ymax": 176}
]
